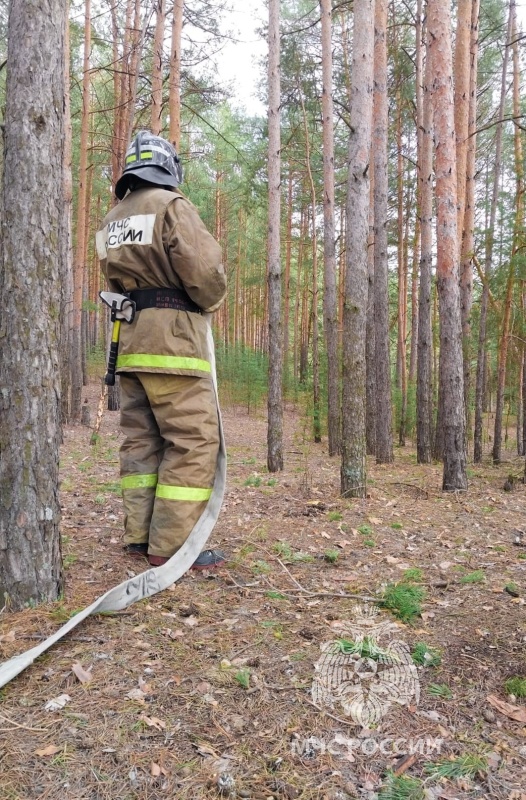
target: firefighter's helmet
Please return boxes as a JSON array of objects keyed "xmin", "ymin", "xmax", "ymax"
[{"xmin": 115, "ymin": 130, "xmax": 183, "ymax": 199}]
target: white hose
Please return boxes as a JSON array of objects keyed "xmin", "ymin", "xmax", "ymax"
[{"xmin": 0, "ymin": 318, "xmax": 226, "ymax": 689}]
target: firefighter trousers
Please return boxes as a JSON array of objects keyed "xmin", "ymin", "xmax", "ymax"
[{"xmin": 119, "ymin": 372, "xmax": 220, "ymax": 558}]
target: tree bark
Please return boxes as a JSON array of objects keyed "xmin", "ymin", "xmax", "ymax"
[
  {"xmin": 366, "ymin": 167, "xmax": 376, "ymax": 456},
  {"xmin": 124, "ymin": 0, "xmax": 145, "ymax": 147},
  {"xmin": 151, "ymin": 0, "xmax": 166, "ymax": 135},
  {"xmin": 284, "ymin": 170, "xmax": 293, "ymax": 375},
  {"xmin": 320, "ymin": 0, "xmax": 340, "ymax": 455},
  {"xmin": 71, "ymin": 0, "xmax": 92, "ymax": 422},
  {"xmin": 372, "ymin": 0, "xmax": 393, "ymax": 464},
  {"xmin": 396, "ymin": 96, "xmax": 407, "ymax": 446},
  {"xmin": 169, "ymin": 0, "xmax": 184, "ymax": 148},
  {"xmin": 61, "ymin": 5, "xmax": 74, "ymax": 425},
  {"xmin": 427, "ymin": 0, "xmax": 467, "ymax": 490},
  {"xmin": 298, "ymin": 86, "xmax": 321, "ymax": 443},
  {"xmin": 416, "ymin": 9, "xmax": 433, "ymax": 464},
  {"xmin": 0, "ymin": 0, "xmax": 66, "ymax": 608},
  {"xmin": 493, "ymin": 0, "xmax": 522, "ymax": 464},
  {"xmin": 460, "ymin": 0, "xmax": 480, "ymax": 436},
  {"xmin": 341, "ymin": 0, "xmax": 374, "ymax": 498},
  {"xmin": 267, "ymin": 0, "xmax": 283, "ymax": 472},
  {"xmin": 409, "ymin": 209, "xmax": 421, "ymax": 385},
  {"xmin": 474, "ymin": 2, "xmax": 512, "ymax": 462},
  {"xmin": 454, "ymin": 0, "xmax": 472, "ymax": 252}
]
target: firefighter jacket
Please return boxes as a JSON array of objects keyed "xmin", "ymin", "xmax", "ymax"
[{"xmin": 96, "ymin": 187, "xmax": 226, "ymax": 378}]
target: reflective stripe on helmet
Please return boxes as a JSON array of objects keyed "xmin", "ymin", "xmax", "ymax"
[
  {"xmin": 156, "ymin": 484, "xmax": 212, "ymax": 502},
  {"xmin": 121, "ymin": 474, "xmax": 158, "ymax": 489},
  {"xmin": 117, "ymin": 354, "xmax": 211, "ymax": 372},
  {"xmin": 125, "ymin": 151, "xmax": 154, "ymax": 164}
]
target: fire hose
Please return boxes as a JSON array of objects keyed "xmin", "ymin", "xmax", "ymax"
[{"xmin": 0, "ymin": 316, "xmax": 226, "ymax": 689}]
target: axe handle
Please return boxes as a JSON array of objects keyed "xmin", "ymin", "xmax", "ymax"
[{"xmin": 104, "ymin": 319, "xmax": 121, "ymax": 386}]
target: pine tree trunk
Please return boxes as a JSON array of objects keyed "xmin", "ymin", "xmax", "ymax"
[
  {"xmin": 396, "ymin": 101, "xmax": 407, "ymax": 446},
  {"xmin": 320, "ymin": 0, "xmax": 340, "ymax": 455},
  {"xmin": 61, "ymin": 8, "xmax": 74, "ymax": 425},
  {"xmin": 267, "ymin": 0, "xmax": 283, "ymax": 472},
  {"xmin": 169, "ymin": 0, "xmax": 184, "ymax": 148},
  {"xmin": 372, "ymin": 0, "xmax": 393, "ymax": 464},
  {"xmin": 493, "ymin": 0, "xmax": 522, "ymax": 464},
  {"xmin": 111, "ymin": 0, "xmax": 133, "ymax": 189},
  {"xmin": 284, "ymin": 171, "xmax": 293, "ymax": 378},
  {"xmin": 427, "ymin": 0, "xmax": 467, "ymax": 491},
  {"xmin": 416, "ymin": 9, "xmax": 433, "ymax": 464},
  {"xmin": 474, "ymin": 286, "xmax": 489, "ymax": 462},
  {"xmin": 71, "ymin": 0, "xmax": 92, "ymax": 422},
  {"xmin": 409, "ymin": 213, "xmax": 421, "ymax": 384},
  {"xmin": 151, "ymin": 0, "xmax": 166, "ymax": 135},
  {"xmin": 454, "ymin": 0, "xmax": 472, "ymax": 249},
  {"xmin": 293, "ymin": 209, "xmax": 305, "ymax": 381},
  {"xmin": 366, "ymin": 172, "xmax": 377, "ymax": 456},
  {"xmin": 298, "ymin": 87, "xmax": 321, "ymax": 443},
  {"xmin": 299, "ymin": 208, "xmax": 309, "ymax": 384},
  {"xmin": 124, "ymin": 0, "xmax": 145, "ymax": 146},
  {"xmin": 474, "ymin": 2, "xmax": 512, "ymax": 462},
  {"xmin": 411, "ymin": 0, "xmax": 424, "ymax": 392},
  {"xmin": 0, "ymin": 0, "xmax": 66, "ymax": 608},
  {"xmin": 460, "ymin": 0, "xmax": 480, "ymax": 437},
  {"xmin": 341, "ymin": 0, "xmax": 374, "ymax": 498}
]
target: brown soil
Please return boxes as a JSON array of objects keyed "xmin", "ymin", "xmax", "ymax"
[{"xmin": 0, "ymin": 382, "xmax": 525, "ymax": 800}]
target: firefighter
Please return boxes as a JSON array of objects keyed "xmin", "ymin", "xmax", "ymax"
[{"xmin": 96, "ymin": 130, "xmax": 227, "ymax": 569}]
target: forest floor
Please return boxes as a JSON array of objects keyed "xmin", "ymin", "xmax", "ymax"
[{"xmin": 0, "ymin": 379, "xmax": 525, "ymax": 800}]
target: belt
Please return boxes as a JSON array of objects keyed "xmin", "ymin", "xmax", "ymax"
[{"xmin": 129, "ymin": 288, "xmax": 201, "ymax": 314}]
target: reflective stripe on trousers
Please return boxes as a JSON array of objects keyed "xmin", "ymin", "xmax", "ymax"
[
  {"xmin": 119, "ymin": 372, "xmax": 219, "ymax": 557},
  {"xmin": 121, "ymin": 474, "xmax": 212, "ymax": 502}
]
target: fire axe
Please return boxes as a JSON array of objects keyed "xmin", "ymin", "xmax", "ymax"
[{"xmin": 99, "ymin": 291, "xmax": 136, "ymax": 386}]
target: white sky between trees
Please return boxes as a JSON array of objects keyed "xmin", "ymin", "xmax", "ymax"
[
  {"xmin": 214, "ymin": 0, "xmax": 266, "ymax": 116},
  {"xmin": 217, "ymin": 0, "xmax": 526, "ymax": 117}
]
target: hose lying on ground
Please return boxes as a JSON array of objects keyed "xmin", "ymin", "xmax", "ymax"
[{"xmin": 0, "ymin": 319, "xmax": 226, "ymax": 690}]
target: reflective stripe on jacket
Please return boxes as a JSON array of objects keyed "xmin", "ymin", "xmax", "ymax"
[{"xmin": 97, "ymin": 187, "xmax": 226, "ymax": 377}]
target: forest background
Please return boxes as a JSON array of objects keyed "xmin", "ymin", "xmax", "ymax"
[
  {"xmin": 0, "ymin": 2, "xmax": 526, "ymax": 798},
  {"xmin": 1, "ymin": 0, "xmax": 526, "ymax": 588},
  {"xmin": 0, "ymin": 0, "xmax": 524, "ymax": 482},
  {"xmin": 4, "ymin": 0, "xmax": 525, "ymax": 485}
]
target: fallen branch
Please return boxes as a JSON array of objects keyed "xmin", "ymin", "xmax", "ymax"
[
  {"xmin": 304, "ymin": 698, "xmax": 358, "ymax": 727},
  {"xmin": 90, "ymin": 380, "xmax": 108, "ymax": 445},
  {"xmin": 224, "ymin": 572, "xmax": 378, "ymax": 603},
  {"xmin": 393, "ymin": 753, "xmax": 418, "ymax": 777},
  {"xmin": 0, "ymin": 712, "xmax": 50, "ymax": 733}
]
